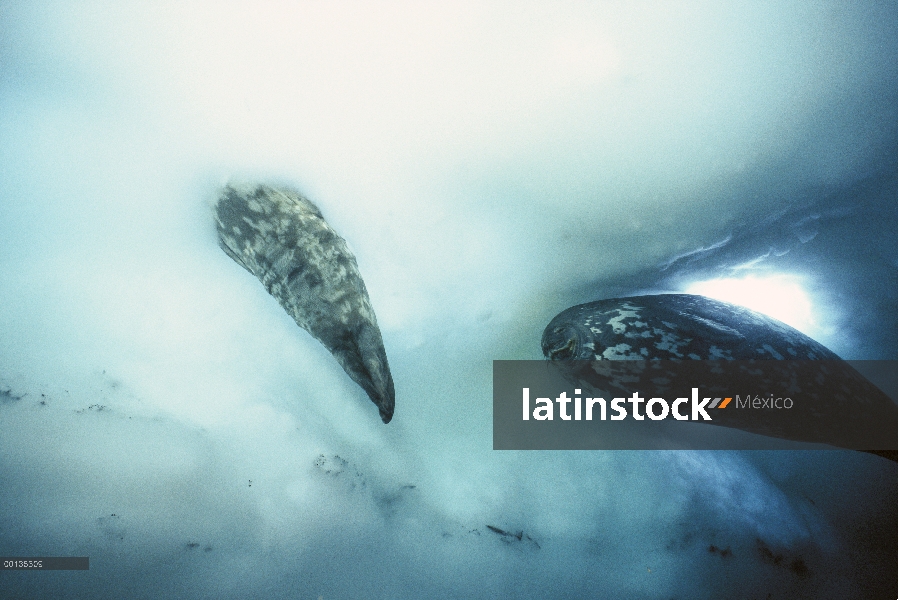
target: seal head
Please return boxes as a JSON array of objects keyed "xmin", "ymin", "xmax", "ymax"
[{"xmin": 214, "ymin": 183, "xmax": 395, "ymax": 423}]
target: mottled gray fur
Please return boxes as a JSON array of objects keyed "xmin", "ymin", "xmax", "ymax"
[
  {"xmin": 542, "ymin": 294, "xmax": 838, "ymax": 361},
  {"xmin": 214, "ymin": 183, "xmax": 395, "ymax": 423},
  {"xmin": 542, "ymin": 294, "xmax": 898, "ymax": 458}
]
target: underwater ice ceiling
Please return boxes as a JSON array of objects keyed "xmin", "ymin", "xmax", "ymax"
[{"xmin": 1, "ymin": 1, "xmax": 897, "ymax": 598}]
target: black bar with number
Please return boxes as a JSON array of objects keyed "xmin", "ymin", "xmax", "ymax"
[{"xmin": 0, "ymin": 557, "xmax": 89, "ymax": 570}]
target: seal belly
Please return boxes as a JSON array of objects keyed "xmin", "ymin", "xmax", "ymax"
[{"xmin": 213, "ymin": 183, "xmax": 395, "ymax": 423}]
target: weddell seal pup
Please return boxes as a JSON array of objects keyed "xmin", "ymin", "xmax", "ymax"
[
  {"xmin": 213, "ymin": 183, "xmax": 395, "ymax": 423},
  {"xmin": 542, "ymin": 294, "xmax": 898, "ymax": 459}
]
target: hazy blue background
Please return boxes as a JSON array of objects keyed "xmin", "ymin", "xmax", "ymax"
[{"xmin": 1, "ymin": 1, "xmax": 897, "ymax": 597}]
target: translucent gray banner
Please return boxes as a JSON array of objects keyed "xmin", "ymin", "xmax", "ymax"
[{"xmin": 493, "ymin": 360, "xmax": 898, "ymax": 451}]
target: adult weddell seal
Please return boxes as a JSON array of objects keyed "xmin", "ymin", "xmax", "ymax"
[
  {"xmin": 542, "ymin": 294, "xmax": 898, "ymax": 459},
  {"xmin": 213, "ymin": 183, "xmax": 395, "ymax": 423}
]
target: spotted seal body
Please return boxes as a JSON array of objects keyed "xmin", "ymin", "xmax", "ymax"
[
  {"xmin": 214, "ymin": 183, "xmax": 395, "ymax": 423},
  {"xmin": 542, "ymin": 294, "xmax": 898, "ymax": 456},
  {"xmin": 542, "ymin": 294, "xmax": 837, "ymax": 362}
]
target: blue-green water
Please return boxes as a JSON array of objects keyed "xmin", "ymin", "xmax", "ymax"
[{"xmin": 1, "ymin": 2, "xmax": 896, "ymax": 597}]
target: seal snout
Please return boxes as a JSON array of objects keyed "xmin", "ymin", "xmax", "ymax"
[
  {"xmin": 547, "ymin": 334, "xmax": 579, "ymax": 360},
  {"xmin": 541, "ymin": 322, "xmax": 589, "ymax": 360},
  {"xmin": 372, "ymin": 377, "xmax": 395, "ymax": 424},
  {"xmin": 377, "ymin": 381, "xmax": 395, "ymax": 424},
  {"xmin": 341, "ymin": 350, "xmax": 395, "ymax": 423}
]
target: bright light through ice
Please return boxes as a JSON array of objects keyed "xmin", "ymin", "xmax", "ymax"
[{"xmin": 684, "ymin": 275, "xmax": 817, "ymax": 335}]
